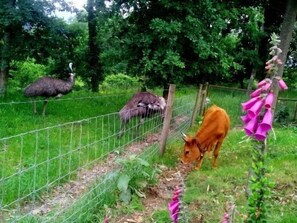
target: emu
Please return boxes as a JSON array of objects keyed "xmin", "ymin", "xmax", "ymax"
[
  {"xmin": 24, "ymin": 63, "xmax": 75, "ymax": 116},
  {"xmin": 119, "ymin": 91, "xmax": 166, "ymax": 136}
]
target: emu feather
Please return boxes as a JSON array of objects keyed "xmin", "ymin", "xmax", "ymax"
[
  {"xmin": 119, "ymin": 92, "xmax": 166, "ymax": 136},
  {"xmin": 24, "ymin": 63, "xmax": 75, "ymax": 116}
]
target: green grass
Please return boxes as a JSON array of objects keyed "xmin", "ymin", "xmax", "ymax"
[{"xmin": 160, "ymin": 126, "xmax": 297, "ymax": 223}]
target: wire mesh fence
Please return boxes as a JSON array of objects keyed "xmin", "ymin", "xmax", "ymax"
[
  {"xmin": 0, "ymin": 87, "xmax": 198, "ymax": 222},
  {"xmin": 0, "ymin": 84, "xmax": 295, "ymax": 222}
]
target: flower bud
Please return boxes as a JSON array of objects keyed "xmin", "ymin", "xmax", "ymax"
[{"xmin": 278, "ymin": 79, "xmax": 288, "ymax": 90}]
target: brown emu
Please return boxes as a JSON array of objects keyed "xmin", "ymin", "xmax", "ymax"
[
  {"xmin": 24, "ymin": 63, "xmax": 75, "ymax": 116},
  {"xmin": 119, "ymin": 91, "xmax": 166, "ymax": 136}
]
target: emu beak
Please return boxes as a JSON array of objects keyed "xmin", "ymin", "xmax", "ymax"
[{"xmin": 69, "ymin": 63, "xmax": 73, "ymax": 72}]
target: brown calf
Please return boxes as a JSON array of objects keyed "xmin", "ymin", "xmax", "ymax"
[{"xmin": 181, "ymin": 105, "xmax": 230, "ymax": 170}]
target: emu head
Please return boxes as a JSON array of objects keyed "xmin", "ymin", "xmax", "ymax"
[
  {"xmin": 158, "ymin": 96, "xmax": 166, "ymax": 110},
  {"xmin": 68, "ymin": 63, "xmax": 75, "ymax": 80}
]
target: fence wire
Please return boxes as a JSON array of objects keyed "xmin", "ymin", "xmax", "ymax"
[{"xmin": 0, "ymin": 88, "xmax": 198, "ymax": 222}]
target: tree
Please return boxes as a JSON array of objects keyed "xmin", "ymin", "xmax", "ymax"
[
  {"xmin": 0, "ymin": 0, "xmax": 71, "ymax": 96},
  {"xmin": 108, "ymin": 0, "xmax": 269, "ymax": 92},
  {"xmin": 86, "ymin": 0, "xmax": 106, "ymax": 92}
]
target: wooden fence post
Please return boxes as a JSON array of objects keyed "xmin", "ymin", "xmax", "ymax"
[
  {"xmin": 159, "ymin": 84, "xmax": 176, "ymax": 155},
  {"xmin": 199, "ymin": 83, "xmax": 209, "ymax": 116},
  {"xmin": 190, "ymin": 84, "xmax": 203, "ymax": 126}
]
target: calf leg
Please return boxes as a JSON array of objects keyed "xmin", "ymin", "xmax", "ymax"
[
  {"xmin": 212, "ymin": 140, "xmax": 223, "ymax": 168},
  {"xmin": 195, "ymin": 155, "xmax": 204, "ymax": 170}
]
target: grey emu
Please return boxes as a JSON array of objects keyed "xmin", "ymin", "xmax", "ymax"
[
  {"xmin": 119, "ymin": 91, "xmax": 166, "ymax": 136},
  {"xmin": 24, "ymin": 63, "xmax": 75, "ymax": 116}
]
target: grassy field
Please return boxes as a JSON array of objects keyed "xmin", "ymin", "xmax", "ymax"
[{"xmin": 0, "ymin": 86, "xmax": 296, "ymax": 222}]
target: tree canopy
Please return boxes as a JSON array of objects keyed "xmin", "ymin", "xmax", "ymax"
[{"xmin": 0, "ymin": 0, "xmax": 296, "ymax": 96}]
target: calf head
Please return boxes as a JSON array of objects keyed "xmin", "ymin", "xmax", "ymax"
[{"xmin": 181, "ymin": 133, "xmax": 201, "ymax": 164}]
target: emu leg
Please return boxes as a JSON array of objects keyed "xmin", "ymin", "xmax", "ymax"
[
  {"xmin": 136, "ymin": 118, "xmax": 144, "ymax": 136},
  {"xmin": 118, "ymin": 121, "xmax": 127, "ymax": 137},
  {"xmin": 42, "ymin": 99, "xmax": 49, "ymax": 116},
  {"xmin": 33, "ymin": 100, "xmax": 37, "ymax": 114}
]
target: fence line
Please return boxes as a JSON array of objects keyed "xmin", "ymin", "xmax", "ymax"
[{"xmin": 0, "ymin": 87, "xmax": 198, "ymax": 222}]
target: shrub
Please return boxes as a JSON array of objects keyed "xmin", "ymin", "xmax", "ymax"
[
  {"xmin": 100, "ymin": 73, "xmax": 140, "ymax": 93},
  {"xmin": 9, "ymin": 58, "xmax": 47, "ymax": 93}
]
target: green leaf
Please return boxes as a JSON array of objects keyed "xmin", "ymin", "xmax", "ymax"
[
  {"xmin": 136, "ymin": 157, "xmax": 150, "ymax": 167},
  {"xmin": 119, "ymin": 188, "xmax": 132, "ymax": 204},
  {"xmin": 117, "ymin": 174, "xmax": 131, "ymax": 192}
]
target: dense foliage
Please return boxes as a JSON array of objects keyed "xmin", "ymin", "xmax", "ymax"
[{"xmin": 0, "ymin": 0, "xmax": 296, "ymax": 96}]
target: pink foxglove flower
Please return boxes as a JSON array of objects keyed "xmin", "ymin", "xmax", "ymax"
[
  {"xmin": 264, "ymin": 93, "xmax": 274, "ymax": 109},
  {"xmin": 247, "ymin": 100, "xmax": 264, "ymax": 119},
  {"xmin": 278, "ymin": 79, "xmax": 288, "ymax": 90},
  {"xmin": 257, "ymin": 79, "xmax": 268, "ymax": 88},
  {"xmin": 244, "ymin": 118, "xmax": 258, "ymax": 136},
  {"xmin": 254, "ymin": 125, "xmax": 267, "ymax": 141},
  {"xmin": 262, "ymin": 82, "xmax": 271, "ymax": 91},
  {"xmin": 259, "ymin": 109, "xmax": 273, "ymax": 132},
  {"xmin": 241, "ymin": 115, "xmax": 251, "ymax": 124},
  {"xmin": 250, "ymin": 88, "xmax": 262, "ymax": 98},
  {"xmin": 241, "ymin": 96, "xmax": 260, "ymax": 111},
  {"xmin": 168, "ymin": 186, "xmax": 182, "ymax": 223},
  {"xmin": 221, "ymin": 213, "xmax": 230, "ymax": 223}
]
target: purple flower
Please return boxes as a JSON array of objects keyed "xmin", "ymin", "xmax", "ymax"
[
  {"xmin": 250, "ymin": 88, "xmax": 262, "ymax": 98},
  {"xmin": 241, "ymin": 96, "xmax": 260, "ymax": 111},
  {"xmin": 278, "ymin": 79, "xmax": 288, "ymax": 90},
  {"xmin": 168, "ymin": 186, "xmax": 182, "ymax": 223},
  {"xmin": 259, "ymin": 109, "xmax": 273, "ymax": 132},
  {"xmin": 241, "ymin": 115, "xmax": 251, "ymax": 124},
  {"xmin": 247, "ymin": 99, "xmax": 264, "ymax": 119},
  {"xmin": 254, "ymin": 125, "xmax": 268, "ymax": 141},
  {"xmin": 264, "ymin": 93, "xmax": 274, "ymax": 109},
  {"xmin": 257, "ymin": 79, "xmax": 267, "ymax": 88},
  {"xmin": 244, "ymin": 118, "xmax": 258, "ymax": 136}
]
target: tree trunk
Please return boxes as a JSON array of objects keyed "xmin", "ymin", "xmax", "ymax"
[
  {"xmin": 0, "ymin": 30, "xmax": 10, "ymax": 97},
  {"xmin": 0, "ymin": 0, "xmax": 16, "ymax": 96},
  {"xmin": 273, "ymin": 0, "xmax": 297, "ymax": 109},
  {"xmin": 87, "ymin": 0, "xmax": 102, "ymax": 92},
  {"xmin": 247, "ymin": 68, "xmax": 256, "ymax": 92}
]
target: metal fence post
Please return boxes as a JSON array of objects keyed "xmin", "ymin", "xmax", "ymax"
[{"xmin": 159, "ymin": 84, "xmax": 176, "ymax": 155}]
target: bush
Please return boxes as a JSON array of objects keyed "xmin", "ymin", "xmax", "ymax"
[
  {"xmin": 9, "ymin": 59, "xmax": 47, "ymax": 93},
  {"xmin": 100, "ymin": 73, "xmax": 140, "ymax": 93}
]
